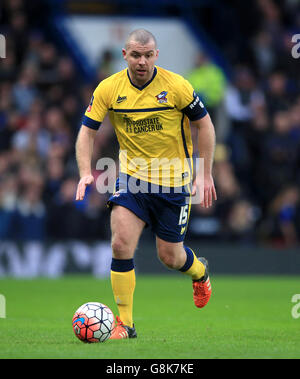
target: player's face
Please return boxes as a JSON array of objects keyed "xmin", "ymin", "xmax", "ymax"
[{"xmin": 123, "ymin": 40, "xmax": 159, "ymax": 86}]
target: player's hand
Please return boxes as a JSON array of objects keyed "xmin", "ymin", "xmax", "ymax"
[
  {"xmin": 192, "ymin": 174, "xmax": 217, "ymax": 208},
  {"xmin": 75, "ymin": 175, "xmax": 94, "ymax": 201}
]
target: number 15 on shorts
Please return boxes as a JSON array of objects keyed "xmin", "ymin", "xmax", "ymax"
[{"xmin": 178, "ymin": 205, "xmax": 189, "ymax": 225}]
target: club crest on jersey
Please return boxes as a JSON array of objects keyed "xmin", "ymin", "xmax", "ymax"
[
  {"xmin": 156, "ymin": 91, "xmax": 168, "ymax": 104},
  {"xmin": 87, "ymin": 95, "xmax": 94, "ymax": 112}
]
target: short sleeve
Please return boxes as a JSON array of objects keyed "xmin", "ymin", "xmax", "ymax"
[
  {"xmin": 176, "ymin": 78, "xmax": 207, "ymax": 121},
  {"xmin": 82, "ymin": 81, "xmax": 109, "ymax": 130}
]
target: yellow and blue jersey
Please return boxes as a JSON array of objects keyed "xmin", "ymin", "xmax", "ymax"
[{"xmin": 83, "ymin": 66, "xmax": 207, "ymax": 187}]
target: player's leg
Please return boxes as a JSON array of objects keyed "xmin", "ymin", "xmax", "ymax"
[
  {"xmin": 110, "ymin": 204, "xmax": 145, "ymax": 331},
  {"xmin": 156, "ymin": 238, "xmax": 211, "ymax": 309},
  {"xmin": 156, "ymin": 238, "xmax": 205, "ymax": 279}
]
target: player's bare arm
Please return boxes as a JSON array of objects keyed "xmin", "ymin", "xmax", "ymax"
[
  {"xmin": 191, "ymin": 113, "xmax": 217, "ymax": 208},
  {"xmin": 75, "ymin": 124, "xmax": 97, "ymax": 201}
]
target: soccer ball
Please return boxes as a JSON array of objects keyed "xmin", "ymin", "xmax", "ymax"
[{"xmin": 72, "ymin": 302, "xmax": 114, "ymax": 343}]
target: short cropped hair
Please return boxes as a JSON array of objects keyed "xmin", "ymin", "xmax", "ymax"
[{"xmin": 125, "ymin": 29, "xmax": 157, "ymax": 50}]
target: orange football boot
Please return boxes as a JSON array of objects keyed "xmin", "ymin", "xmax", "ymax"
[
  {"xmin": 109, "ymin": 316, "xmax": 137, "ymax": 339},
  {"xmin": 192, "ymin": 257, "xmax": 212, "ymax": 308}
]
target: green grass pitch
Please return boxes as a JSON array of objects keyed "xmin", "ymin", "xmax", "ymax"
[{"xmin": 0, "ymin": 275, "xmax": 299, "ymax": 359}]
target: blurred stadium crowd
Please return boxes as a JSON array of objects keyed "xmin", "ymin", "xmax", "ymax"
[{"xmin": 0, "ymin": 0, "xmax": 300, "ymax": 248}]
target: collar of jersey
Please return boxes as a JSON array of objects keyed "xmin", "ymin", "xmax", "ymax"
[{"xmin": 127, "ymin": 67, "xmax": 157, "ymax": 91}]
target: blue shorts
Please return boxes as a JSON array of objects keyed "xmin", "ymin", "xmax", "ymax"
[{"xmin": 107, "ymin": 175, "xmax": 191, "ymax": 243}]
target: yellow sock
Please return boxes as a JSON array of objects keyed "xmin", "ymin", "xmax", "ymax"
[
  {"xmin": 180, "ymin": 246, "xmax": 205, "ymax": 280},
  {"xmin": 111, "ymin": 268, "xmax": 135, "ymax": 327}
]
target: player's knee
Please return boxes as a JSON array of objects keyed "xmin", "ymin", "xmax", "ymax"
[
  {"xmin": 111, "ymin": 237, "xmax": 126, "ymax": 256},
  {"xmin": 111, "ymin": 235, "xmax": 132, "ymax": 258},
  {"xmin": 157, "ymin": 248, "xmax": 179, "ymax": 269}
]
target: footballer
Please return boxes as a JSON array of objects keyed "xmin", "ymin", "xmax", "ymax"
[{"xmin": 75, "ymin": 29, "xmax": 217, "ymax": 339}]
